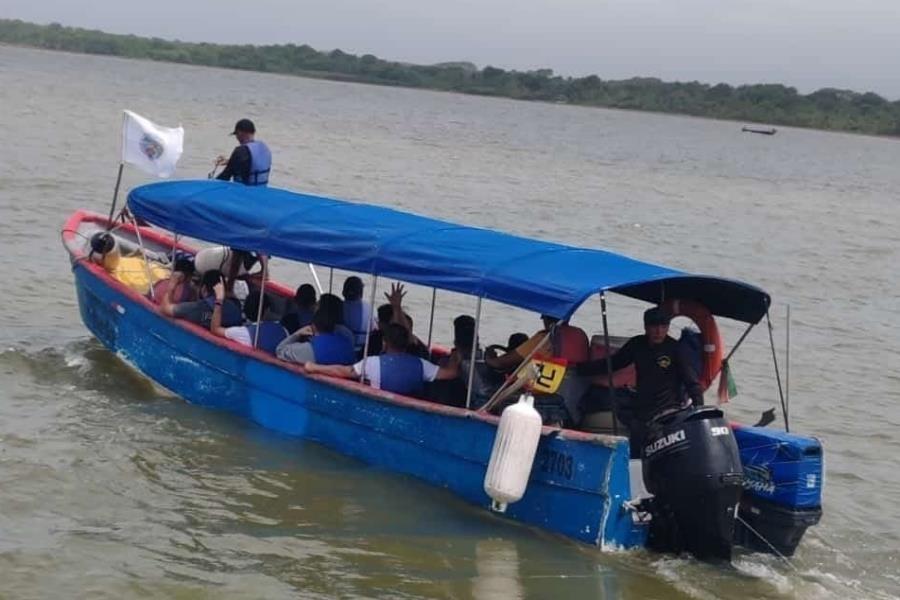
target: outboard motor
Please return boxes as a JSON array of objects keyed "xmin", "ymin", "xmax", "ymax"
[{"xmin": 641, "ymin": 406, "xmax": 743, "ymax": 561}]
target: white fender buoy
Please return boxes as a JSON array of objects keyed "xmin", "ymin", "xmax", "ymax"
[{"xmin": 483, "ymin": 393, "xmax": 543, "ymax": 513}]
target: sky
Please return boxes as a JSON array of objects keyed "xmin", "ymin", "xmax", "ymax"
[{"xmin": 3, "ymin": 0, "xmax": 900, "ymax": 98}]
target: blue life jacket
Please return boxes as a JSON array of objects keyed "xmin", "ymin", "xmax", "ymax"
[
  {"xmin": 379, "ymin": 353, "xmax": 425, "ymax": 396},
  {"xmin": 245, "ymin": 321, "xmax": 288, "ymax": 354},
  {"xmin": 343, "ymin": 300, "xmax": 370, "ymax": 347},
  {"xmin": 311, "ymin": 332, "xmax": 355, "ymax": 365},
  {"xmin": 241, "ymin": 140, "xmax": 272, "ymax": 186}
]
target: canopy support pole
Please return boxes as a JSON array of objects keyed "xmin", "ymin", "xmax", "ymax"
[
  {"xmin": 785, "ymin": 305, "xmax": 791, "ymax": 430},
  {"xmin": 128, "ymin": 207, "xmax": 156, "ymax": 301},
  {"xmin": 766, "ymin": 309, "xmax": 789, "ymax": 432},
  {"xmin": 600, "ymin": 293, "xmax": 618, "ymax": 435},
  {"xmin": 359, "ymin": 275, "xmax": 378, "ymax": 383},
  {"xmin": 465, "ymin": 297, "xmax": 482, "ymax": 410},
  {"xmin": 328, "ymin": 268, "xmax": 334, "ymax": 293},
  {"xmin": 426, "ymin": 288, "xmax": 437, "ymax": 351},
  {"xmin": 252, "ymin": 259, "xmax": 268, "ymax": 349},
  {"xmin": 308, "ymin": 263, "xmax": 324, "ymax": 294}
]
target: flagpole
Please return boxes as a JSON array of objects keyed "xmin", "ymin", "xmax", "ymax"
[
  {"xmin": 106, "ymin": 111, "xmax": 127, "ymax": 229},
  {"xmin": 105, "ymin": 162, "xmax": 125, "ymax": 229}
]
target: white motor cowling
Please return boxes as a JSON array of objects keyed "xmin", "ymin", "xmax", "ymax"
[{"xmin": 483, "ymin": 393, "xmax": 543, "ymax": 513}]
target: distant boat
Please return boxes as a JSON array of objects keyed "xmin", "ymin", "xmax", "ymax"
[{"xmin": 742, "ymin": 126, "xmax": 777, "ymax": 135}]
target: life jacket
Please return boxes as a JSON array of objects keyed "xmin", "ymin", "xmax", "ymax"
[
  {"xmin": 310, "ymin": 332, "xmax": 355, "ymax": 365},
  {"xmin": 343, "ymin": 300, "xmax": 371, "ymax": 347},
  {"xmin": 240, "ymin": 140, "xmax": 271, "ymax": 186},
  {"xmin": 245, "ymin": 322, "xmax": 288, "ymax": 354},
  {"xmin": 534, "ymin": 324, "xmax": 589, "ymax": 363},
  {"xmin": 379, "ymin": 353, "xmax": 425, "ymax": 396},
  {"xmin": 528, "ymin": 325, "xmax": 590, "ymax": 425}
]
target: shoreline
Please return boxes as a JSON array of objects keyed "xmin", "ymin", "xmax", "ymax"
[{"xmin": 2, "ymin": 41, "xmax": 897, "ymax": 141}]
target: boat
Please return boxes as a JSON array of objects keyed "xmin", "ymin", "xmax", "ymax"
[
  {"xmin": 61, "ymin": 180, "xmax": 822, "ymax": 560},
  {"xmin": 742, "ymin": 126, "xmax": 778, "ymax": 135}
]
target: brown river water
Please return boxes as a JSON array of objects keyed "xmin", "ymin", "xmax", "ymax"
[{"xmin": 1, "ymin": 45, "xmax": 898, "ymax": 599}]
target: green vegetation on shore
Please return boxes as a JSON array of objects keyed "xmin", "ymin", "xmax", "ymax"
[{"xmin": 3, "ymin": 18, "xmax": 899, "ymax": 136}]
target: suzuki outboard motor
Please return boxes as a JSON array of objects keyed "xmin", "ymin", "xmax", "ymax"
[{"xmin": 641, "ymin": 406, "xmax": 743, "ymax": 561}]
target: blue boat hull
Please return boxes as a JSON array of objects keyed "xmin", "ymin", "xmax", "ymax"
[{"xmin": 71, "ymin": 260, "xmax": 646, "ymax": 550}]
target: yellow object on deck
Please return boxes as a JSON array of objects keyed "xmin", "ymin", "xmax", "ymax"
[
  {"xmin": 109, "ymin": 256, "xmax": 170, "ymax": 294},
  {"xmin": 521, "ymin": 359, "xmax": 568, "ymax": 395}
]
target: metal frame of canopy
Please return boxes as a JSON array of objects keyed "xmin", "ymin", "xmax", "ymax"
[
  {"xmin": 124, "ymin": 180, "xmax": 788, "ymax": 426},
  {"xmin": 126, "ymin": 180, "xmax": 771, "ymax": 323}
]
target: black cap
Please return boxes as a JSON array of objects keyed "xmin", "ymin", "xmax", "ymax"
[
  {"xmin": 643, "ymin": 306, "xmax": 672, "ymax": 326},
  {"xmin": 230, "ymin": 118, "xmax": 255, "ymax": 135}
]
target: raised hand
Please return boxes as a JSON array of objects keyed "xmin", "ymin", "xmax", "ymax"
[{"xmin": 384, "ymin": 282, "xmax": 406, "ymax": 307}]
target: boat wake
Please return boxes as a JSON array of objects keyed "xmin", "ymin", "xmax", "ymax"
[
  {"xmin": 645, "ymin": 547, "xmax": 899, "ymax": 600},
  {"xmin": 0, "ymin": 338, "xmax": 168, "ymax": 404}
]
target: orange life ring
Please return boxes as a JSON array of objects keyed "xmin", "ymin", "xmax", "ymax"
[{"xmin": 661, "ymin": 298, "xmax": 724, "ymax": 391}]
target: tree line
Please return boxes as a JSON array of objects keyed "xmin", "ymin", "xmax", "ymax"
[{"xmin": 2, "ymin": 18, "xmax": 898, "ymax": 136}]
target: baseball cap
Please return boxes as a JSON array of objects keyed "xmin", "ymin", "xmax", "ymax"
[
  {"xmin": 643, "ymin": 306, "xmax": 672, "ymax": 326},
  {"xmin": 230, "ymin": 118, "xmax": 255, "ymax": 135}
]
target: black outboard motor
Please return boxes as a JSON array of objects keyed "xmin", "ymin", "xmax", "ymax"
[{"xmin": 641, "ymin": 406, "xmax": 743, "ymax": 561}]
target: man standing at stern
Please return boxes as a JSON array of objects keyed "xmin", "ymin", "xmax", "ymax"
[
  {"xmin": 215, "ymin": 118, "xmax": 272, "ymax": 186},
  {"xmin": 576, "ymin": 307, "xmax": 703, "ymax": 448}
]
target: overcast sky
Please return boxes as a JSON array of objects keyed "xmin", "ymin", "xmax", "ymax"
[{"xmin": 4, "ymin": 0, "xmax": 900, "ymax": 98}]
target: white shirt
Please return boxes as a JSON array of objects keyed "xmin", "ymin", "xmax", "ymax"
[
  {"xmin": 224, "ymin": 326, "xmax": 252, "ymax": 347},
  {"xmin": 352, "ymin": 355, "xmax": 440, "ymax": 390}
]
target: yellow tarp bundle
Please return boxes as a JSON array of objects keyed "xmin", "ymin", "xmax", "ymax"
[{"xmin": 107, "ymin": 256, "xmax": 170, "ymax": 294}]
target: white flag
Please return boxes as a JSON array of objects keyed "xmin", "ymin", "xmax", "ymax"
[{"xmin": 121, "ymin": 110, "xmax": 184, "ymax": 178}]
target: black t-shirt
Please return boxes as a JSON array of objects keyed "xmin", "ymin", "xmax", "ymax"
[
  {"xmin": 577, "ymin": 335, "xmax": 703, "ymax": 422},
  {"xmin": 216, "ymin": 145, "xmax": 251, "ymax": 184}
]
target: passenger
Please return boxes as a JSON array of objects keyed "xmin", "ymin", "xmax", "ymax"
[
  {"xmin": 209, "ymin": 283, "xmax": 287, "ymax": 354},
  {"xmin": 160, "ymin": 270, "xmax": 242, "ymax": 328},
  {"xmin": 317, "ymin": 293, "xmax": 356, "ymax": 348},
  {"xmin": 366, "ymin": 303, "xmax": 395, "ymax": 356},
  {"xmin": 276, "ymin": 304, "xmax": 355, "ymax": 366},
  {"xmin": 152, "ymin": 255, "xmax": 198, "ymax": 303},
  {"xmin": 215, "ymin": 118, "xmax": 272, "ymax": 186},
  {"xmin": 485, "ymin": 315, "xmax": 589, "ymax": 371},
  {"xmin": 446, "ymin": 315, "xmax": 497, "ymax": 408},
  {"xmin": 367, "ymin": 283, "xmax": 429, "ymax": 357},
  {"xmin": 576, "ymin": 307, "xmax": 703, "ymax": 447},
  {"xmin": 281, "ymin": 283, "xmax": 317, "ymax": 334},
  {"xmin": 305, "ymin": 323, "xmax": 457, "ymax": 396},
  {"xmin": 506, "ymin": 332, "xmax": 529, "ymax": 354},
  {"xmin": 342, "ymin": 276, "xmax": 374, "ymax": 349}
]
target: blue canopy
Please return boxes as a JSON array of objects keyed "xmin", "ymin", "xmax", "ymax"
[{"xmin": 127, "ymin": 180, "xmax": 770, "ymax": 323}]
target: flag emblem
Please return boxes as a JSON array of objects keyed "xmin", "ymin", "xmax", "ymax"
[{"xmin": 139, "ymin": 133, "xmax": 165, "ymax": 161}]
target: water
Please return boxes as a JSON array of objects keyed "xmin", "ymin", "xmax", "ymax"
[{"xmin": 1, "ymin": 44, "xmax": 899, "ymax": 598}]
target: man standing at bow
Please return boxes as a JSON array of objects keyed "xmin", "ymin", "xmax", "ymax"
[{"xmin": 215, "ymin": 118, "xmax": 272, "ymax": 186}]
